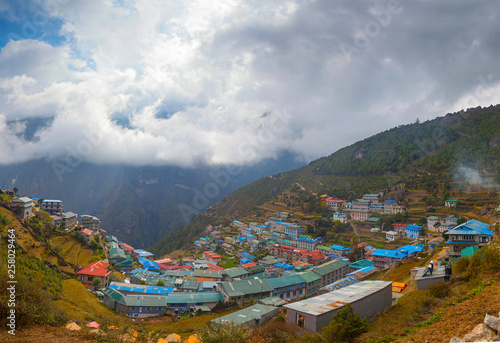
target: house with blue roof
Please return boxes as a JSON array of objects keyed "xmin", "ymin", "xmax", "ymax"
[
  {"xmin": 332, "ymin": 212, "xmax": 347, "ymax": 223},
  {"xmin": 138, "ymin": 257, "xmax": 160, "ymax": 272},
  {"xmin": 405, "ymin": 224, "xmax": 423, "ymax": 239},
  {"xmin": 446, "ymin": 219, "xmax": 493, "ymax": 257},
  {"xmin": 370, "ymin": 244, "xmax": 423, "ymax": 268},
  {"xmin": 241, "ymin": 251, "xmax": 256, "ymax": 261},
  {"xmin": 330, "ymin": 245, "xmax": 350, "ymax": 258},
  {"xmin": 296, "ymin": 236, "xmax": 321, "ymax": 251},
  {"xmin": 133, "ymin": 249, "xmax": 155, "ymax": 261}
]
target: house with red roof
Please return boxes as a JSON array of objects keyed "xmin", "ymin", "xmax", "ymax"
[
  {"xmin": 301, "ymin": 250, "xmax": 327, "ymax": 266},
  {"xmin": 77, "ymin": 261, "xmax": 111, "ymax": 288},
  {"xmin": 155, "ymin": 258, "xmax": 173, "ymax": 270},
  {"xmin": 79, "ymin": 228, "xmax": 93, "ymax": 243},
  {"xmin": 119, "ymin": 243, "xmax": 135, "ymax": 255},
  {"xmin": 202, "ymin": 251, "xmax": 222, "ymax": 262},
  {"xmin": 206, "ymin": 262, "xmax": 224, "ymax": 271}
]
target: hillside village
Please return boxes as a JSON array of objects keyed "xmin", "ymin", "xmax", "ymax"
[{"xmin": 2, "ymin": 186, "xmax": 500, "ymax": 342}]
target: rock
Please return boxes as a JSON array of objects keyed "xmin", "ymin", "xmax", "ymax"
[
  {"xmin": 463, "ymin": 323, "xmax": 497, "ymax": 342},
  {"xmin": 449, "ymin": 337, "xmax": 464, "ymax": 343},
  {"xmin": 484, "ymin": 314, "xmax": 500, "ymax": 332}
]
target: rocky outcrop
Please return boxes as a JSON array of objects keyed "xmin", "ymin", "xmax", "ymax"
[{"xmin": 450, "ymin": 312, "xmax": 500, "ymax": 342}]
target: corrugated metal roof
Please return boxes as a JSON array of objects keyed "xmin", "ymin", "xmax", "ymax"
[
  {"xmin": 311, "ymin": 260, "xmax": 349, "ymax": 276},
  {"xmin": 220, "ymin": 278, "xmax": 273, "ymax": 297},
  {"xmin": 164, "ymin": 291, "xmax": 223, "ymax": 304},
  {"xmin": 267, "ymin": 274, "xmax": 305, "ymax": 289},
  {"xmin": 284, "ymin": 281, "xmax": 392, "ymax": 315},
  {"xmin": 212, "ymin": 304, "xmax": 278, "ymax": 325}
]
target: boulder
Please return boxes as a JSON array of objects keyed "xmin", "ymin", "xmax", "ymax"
[
  {"xmin": 463, "ymin": 323, "xmax": 497, "ymax": 342},
  {"xmin": 449, "ymin": 337, "xmax": 464, "ymax": 343},
  {"xmin": 484, "ymin": 314, "xmax": 500, "ymax": 332}
]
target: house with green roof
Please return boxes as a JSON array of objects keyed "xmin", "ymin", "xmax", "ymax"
[
  {"xmin": 311, "ymin": 259, "xmax": 350, "ymax": 288},
  {"xmin": 212, "ymin": 304, "xmax": 279, "ymax": 328},
  {"xmin": 109, "ymin": 246, "xmax": 128, "ymax": 265},
  {"xmin": 445, "ymin": 199, "xmax": 458, "ymax": 207},
  {"xmin": 300, "ymin": 270, "xmax": 322, "ymax": 296},
  {"xmin": 102, "ymin": 287, "xmax": 167, "ymax": 318},
  {"xmin": 349, "ymin": 259, "xmax": 373, "ymax": 273},
  {"xmin": 223, "ymin": 267, "xmax": 249, "ymax": 281},
  {"xmin": 217, "ymin": 278, "xmax": 273, "ymax": 306},
  {"xmin": 165, "ymin": 291, "xmax": 223, "ymax": 311},
  {"xmin": 316, "ymin": 245, "xmax": 331, "ymax": 253},
  {"xmin": 267, "ymin": 274, "xmax": 306, "ymax": 300}
]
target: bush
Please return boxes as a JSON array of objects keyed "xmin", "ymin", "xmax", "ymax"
[
  {"xmin": 197, "ymin": 323, "xmax": 251, "ymax": 343},
  {"xmin": 320, "ymin": 303, "xmax": 368, "ymax": 343},
  {"xmin": 427, "ymin": 282, "xmax": 451, "ymax": 299}
]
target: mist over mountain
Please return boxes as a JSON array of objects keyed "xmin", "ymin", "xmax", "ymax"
[{"xmin": 0, "ymin": 152, "xmax": 304, "ymax": 247}]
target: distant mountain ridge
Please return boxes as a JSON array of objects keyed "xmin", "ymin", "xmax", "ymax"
[
  {"xmin": 0, "ymin": 152, "xmax": 305, "ymax": 248},
  {"xmin": 150, "ymin": 105, "xmax": 500, "ymax": 255}
]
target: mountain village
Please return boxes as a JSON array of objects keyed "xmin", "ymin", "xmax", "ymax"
[{"xmin": 3, "ymin": 187, "xmax": 498, "ymax": 342}]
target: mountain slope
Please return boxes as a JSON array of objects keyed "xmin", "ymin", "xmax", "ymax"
[
  {"xmin": 0, "ymin": 152, "xmax": 304, "ymax": 248},
  {"xmin": 150, "ymin": 105, "xmax": 500, "ymax": 255}
]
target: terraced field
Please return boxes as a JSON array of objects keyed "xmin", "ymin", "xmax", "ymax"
[{"xmin": 52, "ymin": 235, "xmax": 95, "ymax": 268}]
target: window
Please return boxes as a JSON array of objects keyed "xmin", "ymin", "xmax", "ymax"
[
  {"xmin": 293, "ymin": 291, "xmax": 296, "ymax": 297},
  {"xmin": 286, "ymin": 292, "xmax": 290, "ymax": 298},
  {"xmin": 299, "ymin": 290, "xmax": 303, "ymax": 295},
  {"xmin": 280, "ymin": 294, "xmax": 284, "ymax": 299}
]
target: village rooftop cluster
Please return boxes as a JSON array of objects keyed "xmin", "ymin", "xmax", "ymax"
[{"xmin": 4, "ymin": 189, "xmax": 495, "ymax": 332}]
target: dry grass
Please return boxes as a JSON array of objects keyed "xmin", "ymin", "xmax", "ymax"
[{"xmin": 60, "ymin": 279, "xmax": 126, "ymax": 323}]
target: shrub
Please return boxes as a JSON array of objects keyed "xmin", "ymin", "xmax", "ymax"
[
  {"xmin": 427, "ymin": 282, "xmax": 451, "ymax": 299},
  {"xmin": 320, "ymin": 303, "xmax": 368, "ymax": 343},
  {"xmin": 197, "ymin": 323, "xmax": 251, "ymax": 343}
]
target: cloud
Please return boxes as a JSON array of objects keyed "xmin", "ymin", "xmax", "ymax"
[{"xmin": 1, "ymin": 0, "xmax": 500, "ymax": 167}]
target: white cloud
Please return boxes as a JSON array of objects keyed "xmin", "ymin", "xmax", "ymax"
[{"xmin": 0, "ymin": 0, "xmax": 500, "ymax": 166}]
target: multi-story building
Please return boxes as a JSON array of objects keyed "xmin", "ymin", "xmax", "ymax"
[
  {"xmin": 330, "ymin": 245, "xmax": 350, "ymax": 258},
  {"xmin": 325, "ymin": 198, "xmax": 346, "ymax": 210},
  {"xmin": 362, "ymin": 193, "xmax": 382, "ymax": 202},
  {"xmin": 351, "ymin": 209, "xmax": 371, "ymax": 221},
  {"xmin": 384, "ymin": 200, "xmax": 395, "ymax": 214},
  {"xmin": 60, "ymin": 211, "xmax": 78, "ymax": 230},
  {"xmin": 81, "ymin": 215, "xmax": 100, "ymax": 230},
  {"xmin": 41, "ymin": 199, "xmax": 63, "ymax": 215},
  {"xmin": 217, "ymin": 278, "xmax": 273, "ymax": 306},
  {"xmin": 283, "ymin": 223, "xmax": 305, "ymax": 240},
  {"xmin": 352, "ymin": 199, "xmax": 371, "ymax": 210},
  {"xmin": 427, "ymin": 216, "xmax": 457, "ymax": 233},
  {"xmin": 332, "ymin": 212, "xmax": 347, "ymax": 223},
  {"xmin": 310, "ymin": 260, "xmax": 350, "ymax": 288},
  {"xmin": 446, "ymin": 219, "xmax": 493, "ymax": 257},
  {"xmin": 9, "ymin": 197, "xmax": 33, "ymax": 219},
  {"xmin": 268, "ymin": 274, "xmax": 306, "ymax": 301},
  {"xmin": 296, "ymin": 236, "xmax": 321, "ymax": 251},
  {"xmin": 405, "ymin": 224, "xmax": 423, "ymax": 239},
  {"xmin": 269, "ymin": 244, "xmax": 308, "ymax": 263}
]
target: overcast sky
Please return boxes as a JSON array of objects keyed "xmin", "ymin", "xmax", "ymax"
[{"xmin": 0, "ymin": 0, "xmax": 499, "ymax": 167}]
